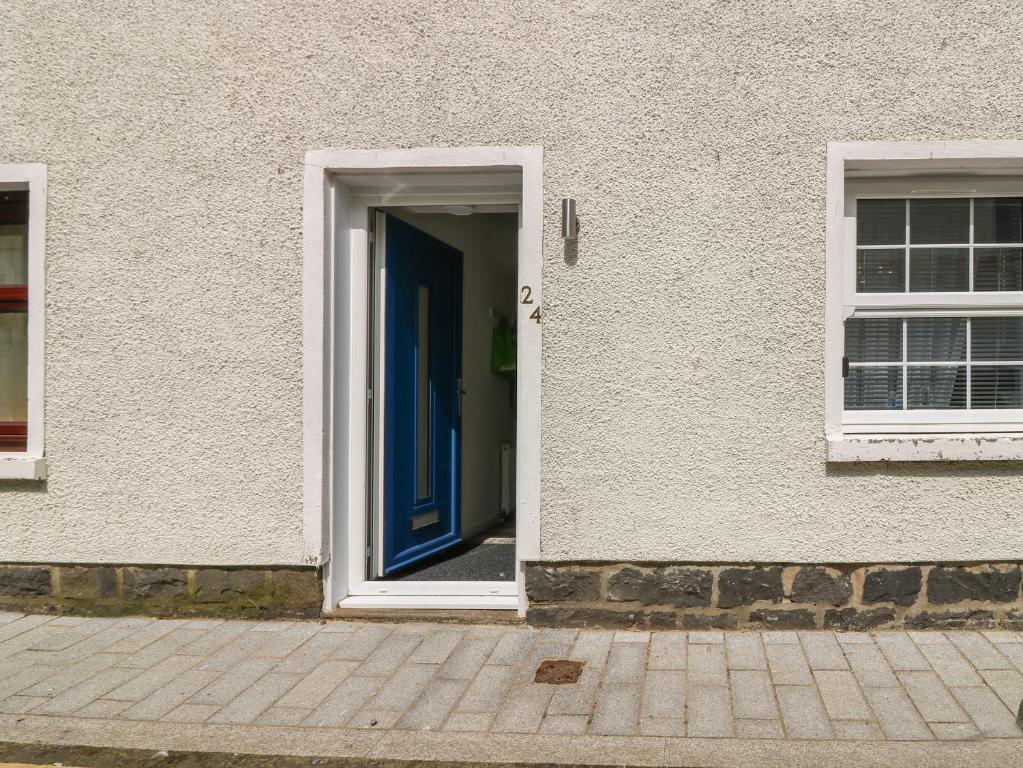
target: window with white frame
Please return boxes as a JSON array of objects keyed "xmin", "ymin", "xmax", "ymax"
[
  {"xmin": 0, "ymin": 164, "xmax": 45, "ymax": 478},
  {"xmin": 842, "ymin": 177, "xmax": 1023, "ymax": 434}
]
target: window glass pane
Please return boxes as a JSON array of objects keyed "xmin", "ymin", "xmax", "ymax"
[
  {"xmin": 0, "ymin": 190, "xmax": 28, "ymax": 286},
  {"xmin": 907, "ymin": 366, "xmax": 967, "ymax": 409},
  {"xmin": 909, "ymin": 199, "xmax": 969, "ymax": 244},
  {"xmin": 974, "ymin": 247, "xmax": 1022, "ymax": 291},
  {"xmin": 906, "ymin": 318, "xmax": 966, "ymax": 362},
  {"xmin": 0, "ymin": 312, "xmax": 27, "ymax": 425},
  {"xmin": 857, "ymin": 248, "xmax": 904, "ymax": 292},
  {"xmin": 909, "ymin": 248, "xmax": 968, "ymax": 291},
  {"xmin": 857, "ymin": 199, "xmax": 905, "ymax": 245},
  {"xmin": 971, "ymin": 366, "xmax": 1023, "ymax": 409},
  {"xmin": 844, "ymin": 367, "xmax": 902, "ymax": 410},
  {"xmin": 845, "ymin": 318, "xmax": 901, "ymax": 363},
  {"xmin": 416, "ymin": 285, "xmax": 430, "ymax": 499},
  {"xmin": 974, "ymin": 198, "xmax": 1023, "ymax": 244},
  {"xmin": 971, "ymin": 317, "xmax": 1023, "ymax": 361}
]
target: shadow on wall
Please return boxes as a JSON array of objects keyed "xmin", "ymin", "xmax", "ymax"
[
  {"xmin": 0, "ymin": 480, "xmax": 45, "ymax": 494},
  {"xmin": 825, "ymin": 460, "xmax": 1023, "ymax": 479},
  {"xmin": 564, "ymin": 239, "xmax": 578, "ymax": 267}
]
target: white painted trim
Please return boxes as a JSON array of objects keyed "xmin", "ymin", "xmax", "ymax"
[
  {"xmin": 828, "ymin": 433, "xmax": 1023, "ymax": 462},
  {"xmin": 0, "ymin": 164, "xmax": 45, "ymax": 475},
  {"xmin": 348, "ymin": 579, "xmax": 516, "ymax": 597},
  {"xmin": 337, "ymin": 594, "xmax": 518, "ymax": 610},
  {"xmin": 337, "ymin": 202, "xmax": 371, "ymax": 609},
  {"xmin": 830, "ymin": 140, "xmax": 1023, "ymax": 164},
  {"xmin": 844, "ymin": 409, "xmax": 1023, "ymax": 431},
  {"xmin": 371, "ymin": 210, "xmax": 386, "ymax": 580},
  {"xmin": 352, "ymin": 193, "xmax": 521, "ymax": 208},
  {"xmin": 0, "ymin": 457, "xmax": 46, "ymax": 480},
  {"xmin": 826, "ymin": 141, "xmax": 1023, "ymax": 458},
  {"xmin": 516, "ymin": 151, "xmax": 543, "ymax": 565},
  {"xmin": 301, "ymin": 160, "xmax": 331, "ymax": 568},
  {"xmin": 302, "ymin": 147, "xmax": 543, "ymax": 614}
]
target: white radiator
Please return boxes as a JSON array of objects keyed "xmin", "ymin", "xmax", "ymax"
[{"xmin": 500, "ymin": 443, "xmax": 516, "ymax": 517}]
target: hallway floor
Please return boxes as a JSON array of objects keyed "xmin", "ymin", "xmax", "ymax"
[{"xmin": 385, "ymin": 522, "xmax": 515, "ymax": 582}]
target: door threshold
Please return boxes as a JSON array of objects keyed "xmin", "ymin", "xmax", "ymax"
[
  {"xmin": 337, "ymin": 594, "xmax": 519, "ymax": 611},
  {"xmin": 349, "ymin": 579, "xmax": 516, "ymax": 598}
]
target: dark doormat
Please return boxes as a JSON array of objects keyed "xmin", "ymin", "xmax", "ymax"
[{"xmin": 384, "ymin": 540, "xmax": 514, "ymax": 581}]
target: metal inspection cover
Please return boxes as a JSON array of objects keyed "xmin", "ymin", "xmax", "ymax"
[{"xmin": 534, "ymin": 659, "xmax": 585, "ymax": 684}]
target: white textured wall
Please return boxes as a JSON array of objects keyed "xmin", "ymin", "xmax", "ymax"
[{"xmin": 3, "ymin": 1, "xmax": 1023, "ymax": 565}]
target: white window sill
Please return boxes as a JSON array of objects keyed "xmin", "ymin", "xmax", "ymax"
[
  {"xmin": 828, "ymin": 434, "xmax": 1023, "ymax": 462},
  {"xmin": 0, "ymin": 457, "xmax": 47, "ymax": 480}
]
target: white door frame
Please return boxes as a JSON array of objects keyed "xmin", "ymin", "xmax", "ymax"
[{"xmin": 302, "ymin": 147, "xmax": 543, "ymax": 613}]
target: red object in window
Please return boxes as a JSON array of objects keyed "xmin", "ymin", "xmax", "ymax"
[
  {"xmin": 0, "ymin": 285, "xmax": 27, "ymax": 312},
  {"xmin": 0, "ymin": 422, "xmax": 26, "ymax": 452}
]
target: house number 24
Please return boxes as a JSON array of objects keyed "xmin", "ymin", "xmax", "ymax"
[{"xmin": 520, "ymin": 286, "xmax": 541, "ymax": 323}]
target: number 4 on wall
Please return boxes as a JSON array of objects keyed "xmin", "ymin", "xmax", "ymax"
[{"xmin": 520, "ymin": 285, "xmax": 541, "ymax": 324}]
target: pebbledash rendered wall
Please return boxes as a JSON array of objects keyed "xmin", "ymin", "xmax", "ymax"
[{"xmin": 3, "ymin": 1, "xmax": 1023, "ymax": 622}]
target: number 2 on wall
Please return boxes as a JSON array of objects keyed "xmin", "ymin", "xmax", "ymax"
[{"xmin": 521, "ymin": 286, "xmax": 541, "ymax": 324}]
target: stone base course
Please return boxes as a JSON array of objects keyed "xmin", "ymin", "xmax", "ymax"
[
  {"xmin": 0, "ymin": 563, "xmax": 321, "ymax": 618},
  {"xmin": 525, "ymin": 562, "xmax": 1023, "ymax": 630}
]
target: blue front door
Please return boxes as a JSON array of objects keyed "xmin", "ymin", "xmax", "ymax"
[{"xmin": 382, "ymin": 214, "xmax": 463, "ymax": 575}]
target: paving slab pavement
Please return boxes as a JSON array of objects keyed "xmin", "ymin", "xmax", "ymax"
[{"xmin": 0, "ymin": 613, "xmax": 1020, "ymax": 766}]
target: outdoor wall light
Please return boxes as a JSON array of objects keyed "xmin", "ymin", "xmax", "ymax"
[{"xmin": 561, "ymin": 198, "xmax": 578, "ymax": 240}]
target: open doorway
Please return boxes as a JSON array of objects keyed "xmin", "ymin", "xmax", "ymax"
[
  {"xmin": 304, "ymin": 146, "xmax": 542, "ymax": 612},
  {"xmin": 370, "ymin": 208, "xmax": 518, "ymax": 584}
]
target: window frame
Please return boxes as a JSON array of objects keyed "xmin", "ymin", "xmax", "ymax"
[
  {"xmin": 844, "ymin": 178, "xmax": 1023, "ymax": 433},
  {"xmin": 826, "ymin": 141, "xmax": 1023, "ymax": 461},
  {"xmin": 0, "ymin": 164, "xmax": 45, "ymax": 479}
]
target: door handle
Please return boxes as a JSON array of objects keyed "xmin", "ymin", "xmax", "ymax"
[{"xmin": 457, "ymin": 378, "xmax": 466, "ymax": 417}]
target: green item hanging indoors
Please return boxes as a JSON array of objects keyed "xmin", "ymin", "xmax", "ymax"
[{"xmin": 491, "ymin": 322, "xmax": 516, "ymax": 378}]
